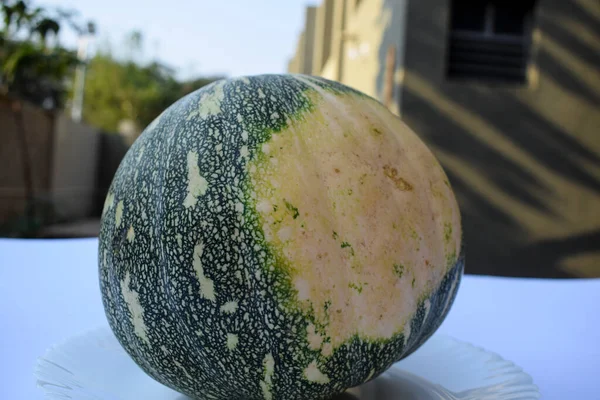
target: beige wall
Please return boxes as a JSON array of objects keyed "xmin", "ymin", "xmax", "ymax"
[
  {"xmin": 317, "ymin": 0, "xmax": 351, "ymax": 80},
  {"xmin": 312, "ymin": 0, "xmax": 335, "ymax": 74},
  {"xmin": 311, "ymin": 0, "xmax": 408, "ymax": 114},
  {"xmin": 296, "ymin": 32, "xmax": 306, "ymax": 73},
  {"xmin": 341, "ymin": 0, "xmax": 408, "ymax": 114},
  {"xmin": 50, "ymin": 113, "xmax": 100, "ymax": 220},
  {"xmin": 302, "ymin": 7, "xmax": 318, "ymax": 74}
]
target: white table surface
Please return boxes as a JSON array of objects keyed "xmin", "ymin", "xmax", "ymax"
[{"xmin": 1, "ymin": 238, "xmax": 599, "ymax": 400}]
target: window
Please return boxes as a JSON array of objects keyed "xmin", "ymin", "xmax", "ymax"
[{"xmin": 446, "ymin": 0, "xmax": 537, "ymax": 84}]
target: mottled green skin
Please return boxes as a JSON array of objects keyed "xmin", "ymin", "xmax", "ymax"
[{"xmin": 98, "ymin": 74, "xmax": 464, "ymax": 400}]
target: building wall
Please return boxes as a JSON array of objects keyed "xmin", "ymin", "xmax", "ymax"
[
  {"xmin": 0, "ymin": 96, "xmax": 118, "ymax": 235},
  {"xmin": 0, "ymin": 97, "xmax": 54, "ymax": 223},
  {"xmin": 341, "ymin": 0, "xmax": 408, "ymax": 114},
  {"xmin": 318, "ymin": 0, "xmax": 351, "ymax": 81},
  {"xmin": 312, "ymin": 0, "xmax": 335, "ymax": 74},
  {"xmin": 398, "ymin": 0, "xmax": 600, "ymax": 277},
  {"xmin": 302, "ymin": 7, "xmax": 318, "ymax": 74},
  {"xmin": 50, "ymin": 113, "xmax": 101, "ymax": 221},
  {"xmin": 287, "ymin": 6, "xmax": 319, "ymax": 75}
]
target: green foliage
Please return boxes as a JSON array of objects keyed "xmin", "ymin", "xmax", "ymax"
[
  {"xmin": 0, "ymin": 0, "xmax": 84, "ymax": 109},
  {"xmin": 82, "ymin": 43, "xmax": 221, "ymax": 133}
]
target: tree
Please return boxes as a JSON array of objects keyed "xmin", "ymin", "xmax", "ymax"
[
  {"xmin": 0, "ymin": 0, "xmax": 88, "ymax": 236},
  {"xmin": 0, "ymin": 0, "xmax": 83, "ymax": 109},
  {"xmin": 81, "ymin": 31, "xmax": 221, "ymax": 136}
]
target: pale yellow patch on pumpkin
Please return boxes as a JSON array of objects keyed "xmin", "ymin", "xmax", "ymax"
[
  {"xmin": 306, "ymin": 323, "xmax": 324, "ymax": 351},
  {"xmin": 199, "ymin": 80, "xmax": 226, "ymax": 118},
  {"xmin": 127, "ymin": 225, "xmax": 135, "ymax": 242},
  {"xmin": 184, "ymin": 151, "xmax": 209, "ymax": 208},
  {"xmin": 220, "ymin": 301, "xmax": 238, "ymax": 314},
  {"xmin": 192, "ymin": 241, "xmax": 216, "ymax": 302},
  {"xmin": 226, "ymin": 333, "xmax": 239, "ymax": 350},
  {"xmin": 120, "ymin": 272, "xmax": 150, "ymax": 345},
  {"xmin": 321, "ymin": 342, "xmax": 333, "ymax": 357},
  {"xmin": 115, "ymin": 200, "xmax": 124, "ymax": 228},
  {"xmin": 247, "ymin": 80, "xmax": 462, "ymax": 349},
  {"xmin": 260, "ymin": 353, "xmax": 275, "ymax": 400},
  {"xmin": 303, "ymin": 360, "xmax": 330, "ymax": 384}
]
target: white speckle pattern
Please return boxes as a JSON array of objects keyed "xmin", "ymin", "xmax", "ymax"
[
  {"xmin": 441, "ymin": 276, "xmax": 459, "ymax": 318},
  {"xmin": 403, "ymin": 320, "xmax": 412, "ymax": 346},
  {"xmin": 227, "ymin": 333, "xmax": 239, "ymax": 350},
  {"xmin": 198, "ymin": 80, "xmax": 226, "ymax": 117},
  {"xmin": 127, "ymin": 225, "xmax": 135, "ymax": 242},
  {"xmin": 192, "ymin": 241, "xmax": 216, "ymax": 302},
  {"xmin": 220, "ymin": 301, "xmax": 238, "ymax": 314},
  {"xmin": 321, "ymin": 342, "xmax": 333, "ymax": 357},
  {"xmin": 303, "ymin": 360, "xmax": 330, "ymax": 384},
  {"xmin": 423, "ymin": 299, "xmax": 431, "ymax": 322},
  {"xmin": 120, "ymin": 272, "xmax": 150, "ymax": 344},
  {"xmin": 260, "ymin": 353, "xmax": 275, "ymax": 400},
  {"xmin": 115, "ymin": 200, "xmax": 124, "ymax": 228},
  {"xmin": 235, "ymin": 202, "xmax": 244, "ymax": 214},
  {"xmin": 256, "ymin": 200, "xmax": 272, "ymax": 214},
  {"xmin": 173, "ymin": 360, "xmax": 194, "ymax": 380},
  {"xmin": 136, "ymin": 146, "xmax": 145, "ymax": 162},
  {"xmin": 184, "ymin": 151, "xmax": 209, "ymax": 208},
  {"xmin": 306, "ymin": 323, "xmax": 323, "ymax": 351}
]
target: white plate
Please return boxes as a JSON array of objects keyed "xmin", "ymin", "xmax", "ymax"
[{"xmin": 34, "ymin": 327, "xmax": 540, "ymax": 400}]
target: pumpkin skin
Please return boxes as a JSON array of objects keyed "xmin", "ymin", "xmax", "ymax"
[{"xmin": 98, "ymin": 74, "xmax": 464, "ymax": 400}]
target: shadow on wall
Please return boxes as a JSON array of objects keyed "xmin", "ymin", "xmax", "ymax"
[{"xmin": 377, "ymin": 0, "xmax": 600, "ymax": 278}]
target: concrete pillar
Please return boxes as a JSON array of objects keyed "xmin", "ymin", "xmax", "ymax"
[
  {"xmin": 330, "ymin": 0, "xmax": 350, "ymax": 81},
  {"xmin": 312, "ymin": 0, "xmax": 335, "ymax": 75},
  {"xmin": 302, "ymin": 6, "xmax": 318, "ymax": 74}
]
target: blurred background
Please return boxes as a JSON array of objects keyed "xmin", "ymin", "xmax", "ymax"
[{"xmin": 1, "ymin": 0, "xmax": 598, "ymax": 279}]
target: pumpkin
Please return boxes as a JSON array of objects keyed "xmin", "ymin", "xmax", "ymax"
[{"xmin": 98, "ymin": 74, "xmax": 464, "ymax": 400}]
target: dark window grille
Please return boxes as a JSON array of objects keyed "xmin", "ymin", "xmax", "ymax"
[{"xmin": 446, "ymin": 0, "xmax": 537, "ymax": 84}]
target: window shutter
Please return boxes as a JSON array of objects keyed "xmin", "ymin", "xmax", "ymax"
[{"xmin": 447, "ymin": 32, "xmax": 528, "ymax": 83}]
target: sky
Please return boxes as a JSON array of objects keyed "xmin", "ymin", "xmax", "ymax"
[{"xmin": 42, "ymin": 0, "xmax": 316, "ymax": 79}]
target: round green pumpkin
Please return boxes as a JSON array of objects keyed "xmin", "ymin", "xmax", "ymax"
[{"xmin": 99, "ymin": 74, "xmax": 464, "ymax": 400}]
